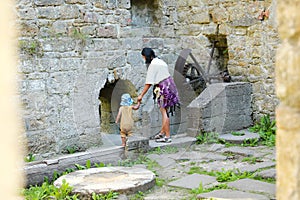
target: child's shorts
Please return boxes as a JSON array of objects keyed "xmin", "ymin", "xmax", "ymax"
[{"xmin": 120, "ymin": 129, "xmax": 132, "ymax": 138}]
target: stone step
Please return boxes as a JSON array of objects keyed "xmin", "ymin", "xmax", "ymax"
[
  {"xmin": 218, "ymin": 129, "xmax": 260, "ymax": 144},
  {"xmin": 149, "ymin": 134, "xmax": 197, "ymax": 149}
]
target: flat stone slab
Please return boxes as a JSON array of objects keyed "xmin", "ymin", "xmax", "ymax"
[
  {"xmin": 227, "ymin": 178, "xmax": 276, "ymax": 197},
  {"xmin": 222, "ymin": 146, "xmax": 256, "ymax": 157},
  {"xmin": 239, "ymin": 161, "xmax": 276, "ymax": 173},
  {"xmin": 147, "ymin": 154, "xmax": 176, "ymax": 168},
  {"xmin": 168, "ymin": 174, "xmax": 217, "ymax": 189},
  {"xmin": 219, "ymin": 130, "xmax": 259, "ymax": 144},
  {"xmin": 54, "ymin": 167, "xmax": 155, "ymax": 197},
  {"xmin": 256, "ymin": 168, "xmax": 276, "ymax": 179},
  {"xmin": 197, "ymin": 189, "xmax": 269, "ymax": 200}
]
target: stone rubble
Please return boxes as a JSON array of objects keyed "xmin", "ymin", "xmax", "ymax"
[{"xmin": 51, "ymin": 134, "xmax": 276, "ymax": 200}]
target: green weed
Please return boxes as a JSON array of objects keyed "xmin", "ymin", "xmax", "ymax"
[
  {"xmin": 19, "ymin": 39, "xmax": 43, "ymax": 56},
  {"xmin": 196, "ymin": 132, "xmax": 220, "ymax": 144},
  {"xmin": 22, "ymin": 179, "xmax": 78, "ymax": 200},
  {"xmin": 241, "ymin": 138, "xmax": 259, "ymax": 147},
  {"xmin": 241, "ymin": 156, "xmax": 262, "ymax": 164},
  {"xmin": 253, "ymin": 175, "xmax": 276, "ymax": 184},
  {"xmin": 188, "ymin": 167, "xmax": 255, "ymax": 182},
  {"xmin": 129, "ymin": 191, "xmax": 144, "ymax": 200},
  {"xmin": 191, "ymin": 183, "xmax": 228, "ymax": 195},
  {"xmin": 155, "ymin": 177, "xmax": 165, "ymax": 187},
  {"xmin": 118, "ymin": 155, "xmax": 159, "ymax": 175},
  {"xmin": 91, "ymin": 191, "xmax": 118, "ymax": 200},
  {"xmin": 187, "ymin": 166, "xmax": 215, "ymax": 176},
  {"xmin": 66, "ymin": 146, "xmax": 79, "ymax": 154},
  {"xmin": 231, "ymin": 132, "xmax": 245, "ymax": 136},
  {"xmin": 190, "ymin": 161, "xmax": 196, "ymax": 166},
  {"xmin": 215, "ymin": 169, "xmax": 254, "ymax": 182},
  {"xmin": 75, "ymin": 160, "xmax": 92, "ymax": 170},
  {"xmin": 149, "ymin": 146, "xmax": 178, "ymax": 154},
  {"xmin": 71, "ymin": 29, "xmax": 88, "ymax": 41},
  {"xmin": 24, "ymin": 153, "xmax": 35, "ymax": 162},
  {"xmin": 249, "ymin": 114, "xmax": 276, "ymax": 147},
  {"xmin": 95, "ymin": 162, "xmax": 106, "ymax": 168}
]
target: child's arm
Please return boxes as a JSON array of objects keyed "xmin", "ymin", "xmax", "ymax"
[
  {"xmin": 115, "ymin": 107, "xmax": 122, "ymax": 123},
  {"xmin": 132, "ymin": 101, "xmax": 140, "ymax": 110}
]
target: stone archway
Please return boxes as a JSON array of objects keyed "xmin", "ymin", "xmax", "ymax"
[{"xmin": 99, "ymin": 79, "xmax": 137, "ymax": 135}]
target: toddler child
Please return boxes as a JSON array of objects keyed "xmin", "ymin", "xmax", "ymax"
[{"xmin": 115, "ymin": 93, "xmax": 140, "ymax": 147}]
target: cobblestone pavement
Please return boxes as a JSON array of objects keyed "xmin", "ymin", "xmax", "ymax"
[{"xmin": 123, "ymin": 135, "xmax": 276, "ymax": 200}]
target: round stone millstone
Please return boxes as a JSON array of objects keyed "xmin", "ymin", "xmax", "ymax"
[{"xmin": 53, "ymin": 166, "xmax": 156, "ymax": 197}]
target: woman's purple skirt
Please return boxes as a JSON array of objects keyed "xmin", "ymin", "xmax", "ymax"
[{"xmin": 154, "ymin": 76, "xmax": 180, "ymax": 116}]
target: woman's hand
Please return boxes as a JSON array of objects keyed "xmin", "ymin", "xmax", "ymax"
[
  {"xmin": 137, "ymin": 95, "xmax": 143, "ymax": 103},
  {"xmin": 138, "ymin": 84, "xmax": 151, "ymax": 103}
]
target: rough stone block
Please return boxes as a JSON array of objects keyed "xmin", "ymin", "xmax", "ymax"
[
  {"xmin": 34, "ymin": 0, "xmax": 64, "ymax": 6},
  {"xmin": 118, "ymin": 0, "xmax": 131, "ymax": 9},
  {"xmin": 189, "ymin": 7, "xmax": 210, "ymax": 24},
  {"xmin": 52, "ymin": 21, "xmax": 70, "ymax": 34},
  {"xmin": 65, "ymin": 0, "xmax": 86, "ymax": 3},
  {"xmin": 80, "ymin": 26, "xmax": 96, "ymax": 36},
  {"xmin": 42, "ymin": 38, "xmax": 76, "ymax": 52},
  {"xmin": 126, "ymin": 136, "xmax": 149, "ymax": 151},
  {"xmin": 60, "ymin": 5, "xmax": 80, "ymax": 19},
  {"xmin": 18, "ymin": 8, "xmax": 36, "ymax": 20},
  {"xmin": 27, "ymin": 79, "xmax": 46, "ymax": 91},
  {"xmin": 47, "ymin": 72, "xmax": 75, "ymax": 94},
  {"xmin": 26, "ymin": 130, "xmax": 56, "ymax": 153},
  {"xmin": 83, "ymin": 12, "xmax": 99, "ymax": 23},
  {"xmin": 187, "ymin": 82, "xmax": 253, "ymax": 134},
  {"xmin": 124, "ymin": 38, "xmax": 143, "ymax": 50},
  {"xmin": 37, "ymin": 7, "xmax": 60, "ymax": 19},
  {"xmin": 19, "ymin": 21, "xmax": 39, "ymax": 37},
  {"xmin": 225, "ymin": 82, "xmax": 252, "ymax": 96}
]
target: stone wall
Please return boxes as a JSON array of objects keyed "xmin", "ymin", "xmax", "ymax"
[{"xmin": 17, "ymin": 0, "xmax": 279, "ymax": 158}]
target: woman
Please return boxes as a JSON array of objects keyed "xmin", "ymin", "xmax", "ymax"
[{"xmin": 137, "ymin": 47, "xmax": 180, "ymax": 143}]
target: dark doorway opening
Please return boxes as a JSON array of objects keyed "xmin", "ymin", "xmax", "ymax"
[{"xmin": 99, "ymin": 79, "xmax": 137, "ymax": 134}]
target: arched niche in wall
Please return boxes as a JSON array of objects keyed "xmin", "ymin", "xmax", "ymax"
[
  {"xmin": 130, "ymin": 0, "xmax": 159, "ymax": 27},
  {"xmin": 98, "ymin": 79, "xmax": 137, "ymax": 134},
  {"xmin": 205, "ymin": 34, "xmax": 229, "ymax": 74}
]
